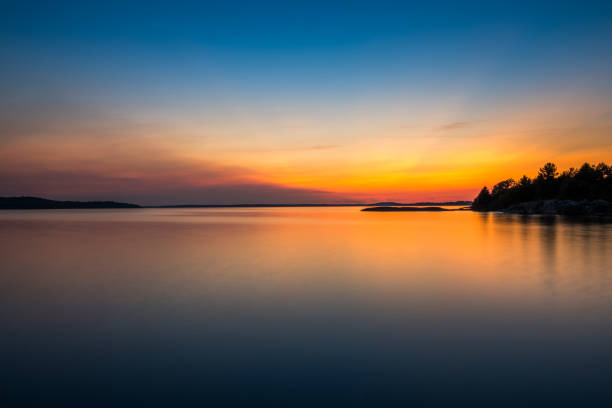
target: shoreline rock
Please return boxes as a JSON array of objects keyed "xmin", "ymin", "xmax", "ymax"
[{"xmin": 500, "ymin": 200, "xmax": 612, "ymax": 216}]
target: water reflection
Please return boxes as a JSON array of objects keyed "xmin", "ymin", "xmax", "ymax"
[{"xmin": 0, "ymin": 208, "xmax": 610, "ymax": 405}]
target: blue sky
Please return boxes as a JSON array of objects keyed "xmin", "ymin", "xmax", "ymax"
[{"xmin": 4, "ymin": 1, "xmax": 611, "ymax": 100}]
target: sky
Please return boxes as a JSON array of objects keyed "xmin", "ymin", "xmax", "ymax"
[{"xmin": 1, "ymin": 0, "xmax": 611, "ymax": 204}]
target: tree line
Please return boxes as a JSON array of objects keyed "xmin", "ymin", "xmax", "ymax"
[{"xmin": 472, "ymin": 162, "xmax": 612, "ymax": 211}]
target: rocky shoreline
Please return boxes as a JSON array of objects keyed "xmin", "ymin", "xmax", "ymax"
[{"xmin": 498, "ymin": 200, "xmax": 612, "ymax": 216}]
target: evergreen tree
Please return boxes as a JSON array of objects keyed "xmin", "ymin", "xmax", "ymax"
[{"xmin": 472, "ymin": 186, "xmax": 492, "ymax": 210}]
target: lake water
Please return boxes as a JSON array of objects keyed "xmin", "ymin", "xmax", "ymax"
[{"xmin": 1, "ymin": 208, "xmax": 611, "ymax": 406}]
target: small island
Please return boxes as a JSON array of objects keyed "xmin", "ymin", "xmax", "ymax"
[
  {"xmin": 371, "ymin": 201, "xmax": 472, "ymax": 206},
  {"xmin": 472, "ymin": 162, "xmax": 612, "ymax": 216},
  {"xmin": 0, "ymin": 196, "xmax": 141, "ymax": 209},
  {"xmin": 362, "ymin": 206, "xmax": 454, "ymax": 212}
]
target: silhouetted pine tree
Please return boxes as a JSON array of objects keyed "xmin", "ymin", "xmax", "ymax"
[{"xmin": 472, "ymin": 186, "xmax": 491, "ymax": 210}]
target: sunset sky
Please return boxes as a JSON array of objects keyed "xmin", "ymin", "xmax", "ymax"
[{"xmin": 1, "ymin": 1, "xmax": 611, "ymax": 204}]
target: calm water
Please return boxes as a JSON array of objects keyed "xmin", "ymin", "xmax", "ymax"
[{"xmin": 1, "ymin": 208, "xmax": 611, "ymax": 406}]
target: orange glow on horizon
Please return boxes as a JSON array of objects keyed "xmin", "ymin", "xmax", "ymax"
[{"xmin": 1, "ymin": 91, "xmax": 611, "ymax": 204}]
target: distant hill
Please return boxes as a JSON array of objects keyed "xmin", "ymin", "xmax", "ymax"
[{"xmin": 0, "ymin": 196, "xmax": 141, "ymax": 209}]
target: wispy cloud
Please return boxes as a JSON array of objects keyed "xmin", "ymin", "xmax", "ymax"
[
  {"xmin": 436, "ymin": 121, "xmax": 471, "ymax": 131},
  {"xmin": 218, "ymin": 144, "xmax": 341, "ymax": 153},
  {"xmin": 0, "ymin": 167, "xmax": 345, "ymax": 206},
  {"xmin": 295, "ymin": 144, "xmax": 340, "ymax": 151}
]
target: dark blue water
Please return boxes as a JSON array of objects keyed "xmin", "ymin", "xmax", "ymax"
[{"xmin": 1, "ymin": 208, "xmax": 611, "ymax": 406}]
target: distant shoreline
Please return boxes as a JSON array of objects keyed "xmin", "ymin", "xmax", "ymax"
[
  {"xmin": 152, "ymin": 202, "xmax": 471, "ymax": 208},
  {"xmin": 3, "ymin": 196, "xmax": 610, "ymax": 218},
  {"xmin": 0, "ymin": 197, "xmax": 472, "ymax": 210},
  {"xmin": 0, "ymin": 197, "xmax": 141, "ymax": 210}
]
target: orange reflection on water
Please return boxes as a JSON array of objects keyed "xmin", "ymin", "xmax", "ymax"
[{"xmin": 1, "ymin": 207, "xmax": 610, "ymax": 315}]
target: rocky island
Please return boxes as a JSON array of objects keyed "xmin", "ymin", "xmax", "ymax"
[{"xmin": 471, "ymin": 162, "xmax": 612, "ymax": 216}]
